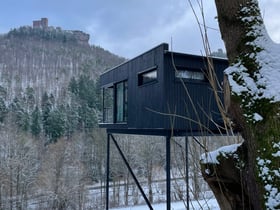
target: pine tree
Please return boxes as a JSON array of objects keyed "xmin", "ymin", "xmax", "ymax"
[
  {"xmin": 0, "ymin": 97, "xmax": 7, "ymax": 123},
  {"xmin": 10, "ymin": 97, "xmax": 29, "ymax": 131},
  {"xmin": 41, "ymin": 92, "xmax": 52, "ymax": 133},
  {"xmin": 68, "ymin": 77, "xmax": 79, "ymax": 95},
  {"xmin": 68, "ymin": 74, "xmax": 98, "ymax": 131},
  {"xmin": 31, "ymin": 106, "xmax": 41, "ymax": 137},
  {"xmin": 45, "ymin": 108, "xmax": 65, "ymax": 143},
  {"xmin": 64, "ymin": 104, "xmax": 79, "ymax": 138}
]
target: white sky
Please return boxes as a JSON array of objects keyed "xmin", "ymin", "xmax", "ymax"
[{"xmin": 0, "ymin": 0, "xmax": 279, "ymax": 58}]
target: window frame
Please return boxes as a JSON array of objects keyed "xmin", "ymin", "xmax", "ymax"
[
  {"xmin": 138, "ymin": 65, "xmax": 158, "ymax": 86},
  {"xmin": 114, "ymin": 80, "xmax": 128, "ymax": 123},
  {"xmin": 102, "ymin": 85, "xmax": 114, "ymax": 123},
  {"xmin": 175, "ymin": 66, "xmax": 206, "ymax": 82}
]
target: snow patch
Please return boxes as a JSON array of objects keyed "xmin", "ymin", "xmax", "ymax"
[
  {"xmin": 226, "ymin": 28, "xmax": 280, "ymax": 103},
  {"xmin": 225, "ymin": 3, "xmax": 280, "ymax": 124},
  {"xmin": 110, "ymin": 199, "xmax": 219, "ymax": 210},
  {"xmin": 257, "ymin": 155, "xmax": 280, "ymax": 209},
  {"xmin": 266, "ymin": 186, "xmax": 280, "ymax": 210},
  {"xmin": 273, "ymin": 142, "xmax": 280, "ymax": 149},
  {"xmin": 200, "ymin": 143, "xmax": 242, "ymax": 164},
  {"xmin": 272, "ymin": 151, "xmax": 280, "ymax": 157},
  {"xmin": 253, "ymin": 113, "xmax": 263, "ymax": 121}
]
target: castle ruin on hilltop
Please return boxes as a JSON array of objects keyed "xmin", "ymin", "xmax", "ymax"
[
  {"xmin": 33, "ymin": 18, "xmax": 48, "ymax": 29},
  {"xmin": 31, "ymin": 18, "xmax": 90, "ymax": 45}
]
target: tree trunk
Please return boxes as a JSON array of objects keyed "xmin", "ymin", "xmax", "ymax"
[{"xmin": 201, "ymin": 0, "xmax": 280, "ymax": 209}]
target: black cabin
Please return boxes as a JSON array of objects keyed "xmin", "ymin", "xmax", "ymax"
[{"xmin": 99, "ymin": 43, "xmax": 228, "ymax": 136}]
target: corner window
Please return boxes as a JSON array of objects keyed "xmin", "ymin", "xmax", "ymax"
[
  {"xmin": 175, "ymin": 68, "xmax": 205, "ymax": 81},
  {"xmin": 138, "ymin": 66, "xmax": 158, "ymax": 86},
  {"xmin": 102, "ymin": 80, "xmax": 128, "ymax": 124}
]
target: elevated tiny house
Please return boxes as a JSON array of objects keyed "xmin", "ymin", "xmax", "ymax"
[
  {"xmin": 99, "ymin": 43, "xmax": 228, "ymax": 136},
  {"xmin": 101, "ymin": 43, "xmax": 229, "ymax": 210}
]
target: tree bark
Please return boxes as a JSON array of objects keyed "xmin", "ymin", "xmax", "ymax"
[
  {"xmin": 201, "ymin": 0, "xmax": 280, "ymax": 209},
  {"xmin": 201, "ymin": 143, "xmax": 252, "ymax": 210},
  {"xmin": 214, "ymin": 0, "xmax": 248, "ymax": 63},
  {"xmin": 214, "ymin": 1, "xmax": 261, "ymax": 209}
]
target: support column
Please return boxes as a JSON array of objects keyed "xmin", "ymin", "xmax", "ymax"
[
  {"xmin": 166, "ymin": 135, "xmax": 171, "ymax": 210},
  {"xmin": 106, "ymin": 133, "xmax": 110, "ymax": 210},
  {"xmin": 185, "ymin": 135, "xmax": 190, "ymax": 210}
]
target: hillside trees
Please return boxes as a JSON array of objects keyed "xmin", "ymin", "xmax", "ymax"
[
  {"xmin": 37, "ymin": 139, "xmax": 86, "ymax": 210},
  {"xmin": 31, "ymin": 106, "xmax": 41, "ymax": 137},
  {"xmin": 0, "ymin": 25, "xmax": 125, "ymax": 142},
  {"xmin": 0, "ymin": 26, "xmax": 128, "ymax": 208},
  {"xmin": 40, "ymin": 73, "xmax": 100, "ymax": 142},
  {"xmin": 0, "ymin": 123, "xmax": 39, "ymax": 210},
  {"xmin": 68, "ymin": 75, "xmax": 99, "ymax": 131},
  {"xmin": 0, "ymin": 97, "xmax": 8, "ymax": 123},
  {"xmin": 0, "ymin": 73, "xmax": 100, "ymax": 144},
  {"xmin": 201, "ymin": 0, "xmax": 280, "ymax": 209}
]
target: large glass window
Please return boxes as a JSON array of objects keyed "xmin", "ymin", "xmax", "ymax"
[
  {"xmin": 102, "ymin": 80, "xmax": 128, "ymax": 123},
  {"xmin": 116, "ymin": 81, "xmax": 128, "ymax": 123}
]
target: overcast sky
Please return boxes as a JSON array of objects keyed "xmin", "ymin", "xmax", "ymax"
[{"xmin": 0, "ymin": 0, "xmax": 279, "ymax": 58}]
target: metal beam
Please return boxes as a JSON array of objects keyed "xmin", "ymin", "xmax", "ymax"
[
  {"xmin": 185, "ymin": 136, "xmax": 190, "ymax": 210},
  {"xmin": 106, "ymin": 133, "xmax": 110, "ymax": 210}
]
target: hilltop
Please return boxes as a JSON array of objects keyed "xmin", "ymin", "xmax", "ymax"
[
  {"xmin": 0, "ymin": 22, "xmax": 125, "ymax": 102},
  {"xmin": 0, "ymin": 20, "xmax": 125, "ymax": 142}
]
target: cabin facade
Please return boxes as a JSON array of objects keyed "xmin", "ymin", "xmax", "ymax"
[{"xmin": 99, "ymin": 43, "xmax": 228, "ymax": 136}]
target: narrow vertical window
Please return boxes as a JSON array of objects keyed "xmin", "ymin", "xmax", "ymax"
[
  {"xmin": 115, "ymin": 81, "xmax": 128, "ymax": 123},
  {"xmin": 102, "ymin": 86, "xmax": 114, "ymax": 123},
  {"xmin": 124, "ymin": 81, "xmax": 128, "ymax": 122},
  {"xmin": 116, "ymin": 82, "xmax": 124, "ymax": 122}
]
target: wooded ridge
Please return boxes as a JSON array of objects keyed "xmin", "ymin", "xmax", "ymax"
[{"xmin": 0, "ymin": 26, "xmax": 125, "ymax": 142}]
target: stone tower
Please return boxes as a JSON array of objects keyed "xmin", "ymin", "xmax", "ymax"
[{"xmin": 33, "ymin": 18, "xmax": 48, "ymax": 28}]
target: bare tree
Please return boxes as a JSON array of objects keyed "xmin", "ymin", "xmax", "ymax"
[
  {"xmin": 0, "ymin": 123, "xmax": 39, "ymax": 210},
  {"xmin": 136, "ymin": 136, "xmax": 165, "ymax": 204},
  {"xmin": 37, "ymin": 139, "xmax": 85, "ymax": 210}
]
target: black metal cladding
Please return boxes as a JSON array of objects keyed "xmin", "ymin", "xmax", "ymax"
[{"xmin": 99, "ymin": 43, "xmax": 228, "ymax": 136}]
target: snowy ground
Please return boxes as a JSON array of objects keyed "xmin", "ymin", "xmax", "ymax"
[{"xmin": 111, "ymin": 199, "xmax": 219, "ymax": 210}]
